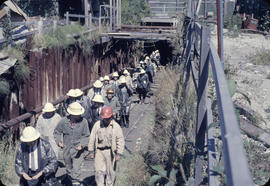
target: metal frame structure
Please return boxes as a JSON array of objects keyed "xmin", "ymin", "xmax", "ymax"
[{"xmin": 183, "ymin": 1, "xmax": 253, "ymax": 185}]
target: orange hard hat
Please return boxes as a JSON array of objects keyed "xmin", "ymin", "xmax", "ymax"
[{"xmin": 101, "ymin": 106, "xmax": 113, "ymax": 119}]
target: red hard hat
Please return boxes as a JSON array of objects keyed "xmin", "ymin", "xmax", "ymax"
[{"xmin": 101, "ymin": 106, "xmax": 113, "ymax": 119}]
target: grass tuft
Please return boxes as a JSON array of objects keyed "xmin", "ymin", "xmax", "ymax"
[
  {"xmin": 115, "ymin": 152, "xmax": 150, "ymax": 186},
  {"xmin": 0, "ymin": 138, "xmax": 19, "ymax": 185},
  {"xmin": 251, "ymin": 47, "xmax": 270, "ymax": 65}
]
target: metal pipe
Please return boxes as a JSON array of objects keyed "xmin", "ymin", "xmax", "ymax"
[{"xmin": 216, "ymin": 0, "xmax": 224, "ymax": 68}]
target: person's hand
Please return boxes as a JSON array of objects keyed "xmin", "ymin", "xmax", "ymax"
[
  {"xmin": 32, "ymin": 170, "xmax": 43, "ymax": 180},
  {"xmin": 90, "ymin": 153, "xmax": 94, "ymax": 159},
  {"xmin": 115, "ymin": 154, "xmax": 121, "ymax": 161},
  {"xmin": 22, "ymin": 172, "xmax": 32, "ymax": 181},
  {"xmin": 76, "ymin": 145, "xmax": 83, "ymax": 151},
  {"xmin": 58, "ymin": 141, "xmax": 64, "ymax": 148}
]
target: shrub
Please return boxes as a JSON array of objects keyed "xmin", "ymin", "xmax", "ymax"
[
  {"xmin": 121, "ymin": 0, "xmax": 150, "ymax": 25},
  {"xmin": 251, "ymin": 47, "xmax": 270, "ymax": 65},
  {"xmin": 224, "ymin": 14, "xmax": 242, "ymax": 37}
]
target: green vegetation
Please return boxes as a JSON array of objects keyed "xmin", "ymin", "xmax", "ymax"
[
  {"xmin": 251, "ymin": 47, "xmax": 270, "ymax": 65},
  {"xmin": 243, "ymin": 137, "xmax": 270, "ymax": 185},
  {"xmin": 258, "ymin": 12, "xmax": 270, "ymax": 31},
  {"xmin": 33, "ymin": 24, "xmax": 98, "ymax": 56},
  {"xmin": 224, "ymin": 14, "xmax": 242, "ymax": 37},
  {"xmin": 170, "ymin": 14, "xmax": 184, "ymax": 58},
  {"xmin": 0, "ymin": 46, "xmax": 30, "ymax": 98},
  {"xmin": 0, "ymin": 133, "xmax": 19, "ymax": 185},
  {"xmin": 121, "ymin": 0, "xmax": 150, "ymax": 25},
  {"xmin": 115, "ymin": 153, "xmax": 150, "ymax": 186},
  {"xmin": 0, "ymin": 80, "xmax": 10, "ymax": 97},
  {"xmin": 16, "ymin": 0, "xmax": 57, "ymax": 17},
  {"xmin": 147, "ymin": 66, "xmax": 197, "ymax": 185}
]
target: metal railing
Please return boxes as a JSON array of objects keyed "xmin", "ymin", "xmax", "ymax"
[{"xmin": 182, "ymin": 4, "xmax": 254, "ymax": 185}]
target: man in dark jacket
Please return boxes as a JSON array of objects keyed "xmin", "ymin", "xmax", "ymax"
[
  {"xmin": 54, "ymin": 102, "xmax": 90, "ymax": 185},
  {"xmin": 89, "ymin": 94, "xmax": 104, "ymax": 131},
  {"xmin": 116, "ymin": 76, "xmax": 133, "ymax": 127},
  {"xmin": 137, "ymin": 69, "xmax": 150, "ymax": 104},
  {"xmin": 15, "ymin": 126, "xmax": 58, "ymax": 186}
]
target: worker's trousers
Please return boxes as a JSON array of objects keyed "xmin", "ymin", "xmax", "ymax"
[
  {"xmin": 63, "ymin": 148, "xmax": 84, "ymax": 182},
  {"xmin": 95, "ymin": 149, "xmax": 116, "ymax": 186}
]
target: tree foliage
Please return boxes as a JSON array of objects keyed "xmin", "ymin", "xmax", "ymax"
[
  {"xmin": 121, "ymin": 0, "xmax": 150, "ymax": 25},
  {"xmin": 15, "ymin": 0, "xmax": 57, "ymax": 17}
]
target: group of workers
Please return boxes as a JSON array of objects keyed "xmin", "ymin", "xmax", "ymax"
[{"xmin": 14, "ymin": 50, "xmax": 160, "ymax": 186}]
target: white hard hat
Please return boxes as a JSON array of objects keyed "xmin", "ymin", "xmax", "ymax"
[
  {"xmin": 140, "ymin": 69, "xmax": 146, "ymax": 74},
  {"xmin": 112, "ymin": 72, "xmax": 119, "ymax": 77},
  {"xmin": 123, "ymin": 69, "xmax": 129, "ymax": 75},
  {"xmin": 20, "ymin": 126, "xmax": 40, "ymax": 142},
  {"xmin": 104, "ymin": 75, "xmax": 110, "ymax": 81},
  {"xmin": 119, "ymin": 76, "xmax": 127, "ymax": 84},
  {"xmin": 93, "ymin": 80, "xmax": 103, "ymax": 88},
  {"xmin": 145, "ymin": 56, "xmax": 150, "ymax": 60},
  {"xmin": 74, "ymin": 89, "xmax": 84, "ymax": 97},
  {"xmin": 66, "ymin": 89, "xmax": 76, "ymax": 97},
  {"xmin": 42, "ymin": 103, "xmax": 56, "ymax": 113},
  {"xmin": 99, "ymin": 77, "xmax": 104, "ymax": 82},
  {"xmin": 92, "ymin": 94, "xmax": 104, "ymax": 103},
  {"xmin": 67, "ymin": 102, "xmax": 85, "ymax": 115}
]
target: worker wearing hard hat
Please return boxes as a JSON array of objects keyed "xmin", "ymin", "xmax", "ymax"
[
  {"xmin": 87, "ymin": 80, "xmax": 105, "ymax": 101},
  {"xmin": 54, "ymin": 102, "xmax": 90, "ymax": 185},
  {"xmin": 87, "ymin": 106, "xmax": 124, "ymax": 186},
  {"xmin": 36, "ymin": 103, "xmax": 61, "ymax": 158},
  {"xmin": 116, "ymin": 76, "xmax": 133, "ymax": 127},
  {"xmin": 136, "ymin": 69, "xmax": 150, "ymax": 104}
]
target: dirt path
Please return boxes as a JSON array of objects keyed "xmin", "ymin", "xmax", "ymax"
[{"xmin": 56, "ymin": 82, "xmax": 157, "ymax": 185}]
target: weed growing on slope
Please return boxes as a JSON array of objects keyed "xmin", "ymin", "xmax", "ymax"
[
  {"xmin": 251, "ymin": 47, "xmax": 270, "ymax": 65},
  {"xmin": 0, "ymin": 132, "xmax": 19, "ymax": 185},
  {"xmin": 147, "ymin": 66, "xmax": 196, "ymax": 185}
]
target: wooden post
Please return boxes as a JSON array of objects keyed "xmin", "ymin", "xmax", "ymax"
[
  {"xmin": 119, "ymin": 0, "xmax": 121, "ymax": 27},
  {"xmin": 7, "ymin": 7, "xmax": 12, "ymax": 48},
  {"xmin": 66, "ymin": 11, "xmax": 69, "ymax": 25},
  {"xmin": 116, "ymin": 0, "xmax": 119, "ymax": 26},
  {"xmin": 53, "ymin": 20, "xmax": 57, "ymax": 31},
  {"xmin": 89, "ymin": 13, "xmax": 92, "ymax": 28},
  {"xmin": 84, "ymin": 0, "xmax": 89, "ymax": 28},
  {"xmin": 194, "ymin": 26, "xmax": 210, "ymax": 186},
  {"xmin": 38, "ymin": 18, "xmax": 43, "ymax": 36}
]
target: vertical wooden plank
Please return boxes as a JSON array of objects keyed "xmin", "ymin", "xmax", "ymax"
[{"xmin": 194, "ymin": 26, "xmax": 210, "ymax": 186}]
